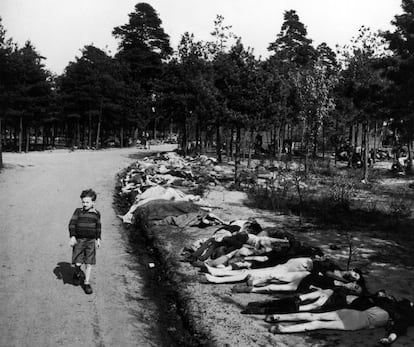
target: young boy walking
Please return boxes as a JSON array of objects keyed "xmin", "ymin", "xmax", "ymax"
[{"xmin": 69, "ymin": 189, "xmax": 101, "ymax": 294}]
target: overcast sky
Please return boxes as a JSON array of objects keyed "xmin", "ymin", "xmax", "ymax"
[{"xmin": 1, "ymin": 0, "xmax": 403, "ymax": 75}]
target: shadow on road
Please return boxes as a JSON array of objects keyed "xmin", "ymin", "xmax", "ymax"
[{"xmin": 53, "ymin": 262, "xmax": 76, "ymax": 285}]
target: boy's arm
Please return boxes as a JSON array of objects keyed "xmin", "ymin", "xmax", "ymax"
[
  {"xmin": 68, "ymin": 208, "xmax": 80, "ymax": 238},
  {"xmin": 96, "ymin": 211, "xmax": 102, "ymax": 240}
]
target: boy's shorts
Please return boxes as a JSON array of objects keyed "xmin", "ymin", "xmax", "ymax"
[{"xmin": 72, "ymin": 238, "xmax": 96, "ymax": 265}]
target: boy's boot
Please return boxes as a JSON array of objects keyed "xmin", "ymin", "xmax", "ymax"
[
  {"xmin": 73, "ymin": 265, "xmax": 83, "ymax": 286},
  {"xmin": 83, "ymin": 283, "xmax": 93, "ymax": 295}
]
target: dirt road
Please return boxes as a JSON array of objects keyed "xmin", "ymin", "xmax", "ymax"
[{"xmin": 0, "ymin": 145, "xmax": 176, "ymax": 347}]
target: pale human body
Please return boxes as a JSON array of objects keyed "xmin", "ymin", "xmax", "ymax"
[
  {"xmin": 266, "ymin": 295, "xmax": 414, "ymax": 345},
  {"xmin": 205, "ymin": 257, "xmax": 313, "ymax": 284},
  {"xmin": 243, "ymin": 288, "xmax": 360, "ymax": 314},
  {"xmin": 205, "ymin": 258, "xmax": 361, "ymax": 292}
]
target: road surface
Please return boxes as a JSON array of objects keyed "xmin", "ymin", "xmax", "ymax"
[{"xmin": 0, "ymin": 145, "xmax": 176, "ymax": 347}]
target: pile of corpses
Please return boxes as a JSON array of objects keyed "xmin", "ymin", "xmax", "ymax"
[
  {"xmin": 118, "ymin": 151, "xmax": 414, "ymax": 346},
  {"xmin": 117, "ymin": 151, "xmax": 234, "ymax": 225}
]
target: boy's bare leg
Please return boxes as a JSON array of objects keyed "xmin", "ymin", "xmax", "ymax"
[{"xmin": 84, "ymin": 264, "xmax": 93, "ymax": 284}]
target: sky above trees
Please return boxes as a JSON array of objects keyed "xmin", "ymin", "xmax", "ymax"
[{"xmin": 1, "ymin": 0, "xmax": 402, "ymax": 75}]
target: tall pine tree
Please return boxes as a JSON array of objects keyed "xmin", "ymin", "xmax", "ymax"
[{"xmin": 383, "ymin": 0, "xmax": 414, "ymax": 170}]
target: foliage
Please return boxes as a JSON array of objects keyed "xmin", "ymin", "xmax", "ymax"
[
  {"xmin": 112, "ymin": 2, "xmax": 172, "ymax": 85},
  {"xmin": 268, "ymin": 10, "xmax": 316, "ymax": 67},
  {"xmin": 0, "ymin": 18, "xmax": 53, "ymax": 152},
  {"xmin": 388, "ymin": 196, "xmax": 412, "ymax": 221},
  {"xmin": 327, "ymin": 175, "xmax": 355, "ymax": 210},
  {"xmin": 1, "ymin": 2, "xmax": 413, "ymax": 165},
  {"xmin": 382, "ymin": 0, "xmax": 414, "ymax": 170}
]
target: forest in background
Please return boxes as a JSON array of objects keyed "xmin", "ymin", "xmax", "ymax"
[{"xmin": 1, "ymin": 1, "xmax": 414, "ymax": 180}]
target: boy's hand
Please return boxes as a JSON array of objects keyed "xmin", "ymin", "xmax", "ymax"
[
  {"xmin": 69, "ymin": 236, "xmax": 77, "ymax": 247},
  {"xmin": 96, "ymin": 239, "xmax": 101, "ymax": 249}
]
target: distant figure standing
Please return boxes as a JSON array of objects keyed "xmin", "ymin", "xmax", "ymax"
[
  {"xmin": 69, "ymin": 189, "xmax": 101, "ymax": 294},
  {"xmin": 254, "ymin": 134, "xmax": 263, "ymax": 155},
  {"xmin": 141, "ymin": 131, "xmax": 147, "ymax": 149},
  {"xmin": 145, "ymin": 132, "xmax": 150, "ymax": 149}
]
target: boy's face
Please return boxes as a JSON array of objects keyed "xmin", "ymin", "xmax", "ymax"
[{"xmin": 81, "ymin": 197, "xmax": 94, "ymax": 211}]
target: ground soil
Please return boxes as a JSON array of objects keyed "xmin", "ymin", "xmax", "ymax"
[
  {"xmin": 1, "ymin": 147, "xmax": 414, "ymax": 347},
  {"xmin": 132, "ymin": 159, "xmax": 414, "ymax": 347}
]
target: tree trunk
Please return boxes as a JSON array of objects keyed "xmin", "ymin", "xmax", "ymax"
[
  {"xmin": 241, "ymin": 129, "xmax": 246, "ymax": 162},
  {"xmin": 96, "ymin": 101, "xmax": 102, "ymax": 150},
  {"xmin": 224, "ymin": 128, "xmax": 230, "ymax": 159},
  {"xmin": 373, "ymin": 122, "xmax": 378, "ymax": 164},
  {"xmin": 120, "ymin": 127, "xmax": 124, "ymax": 148},
  {"xmin": 88, "ymin": 114, "xmax": 92, "ymax": 149},
  {"xmin": 25, "ymin": 126, "xmax": 30, "ymax": 153},
  {"xmin": 363, "ymin": 122, "xmax": 370, "ymax": 182},
  {"xmin": 183, "ymin": 113, "xmax": 188, "ymax": 156},
  {"xmin": 229, "ymin": 127, "xmax": 234, "ymax": 160},
  {"xmin": 407, "ymin": 140, "xmax": 413, "ymax": 172},
  {"xmin": 322, "ymin": 121, "xmax": 325, "ymax": 159},
  {"xmin": 278, "ymin": 125, "xmax": 285, "ymax": 161},
  {"xmin": 312, "ymin": 120, "xmax": 318, "ymax": 157},
  {"xmin": 34, "ymin": 126, "xmax": 39, "ymax": 149},
  {"xmin": 347, "ymin": 124, "xmax": 353, "ymax": 168},
  {"xmin": 0, "ymin": 117, "xmax": 3, "ymax": 169},
  {"xmin": 133, "ymin": 126, "xmax": 139, "ymax": 145},
  {"xmin": 51, "ymin": 124, "xmax": 56, "ymax": 147},
  {"xmin": 96, "ymin": 116, "xmax": 101, "ymax": 150},
  {"xmin": 248, "ymin": 128, "xmax": 254, "ymax": 168},
  {"xmin": 348, "ymin": 124, "xmax": 353, "ymax": 145},
  {"xmin": 305, "ymin": 146, "xmax": 309, "ymax": 176},
  {"xmin": 354, "ymin": 122, "xmax": 359, "ymax": 149},
  {"xmin": 334, "ymin": 116, "xmax": 339, "ymax": 166},
  {"xmin": 195, "ymin": 120, "xmax": 200, "ymax": 153},
  {"xmin": 18, "ymin": 116, "xmax": 23, "ymax": 153},
  {"xmin": 216, "ymin": 117, "xmax": 222, "ymax": 163},
  {"xmin": 234, "ymin": 126, "xmax": 241, "ymax": 186},
  {"xmin": 204, "ymin": 129, "xmax": 209, "ymax": 154}
]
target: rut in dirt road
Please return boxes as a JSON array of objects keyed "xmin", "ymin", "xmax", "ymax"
[{"xmin": 0, "ymin": 146, "xmax": 185, "ymax": 347}]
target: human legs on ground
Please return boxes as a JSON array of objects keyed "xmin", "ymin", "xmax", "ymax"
[
  {"xmin": 266, "ymin": 311, "xmax": 340, "ymax": 323},
  {"xmin": 207, "ymin": 249, "xmax": 238, "ymax": 267},
  {"xmin": 205, "ymin": 263, "xmax": 243, "ymax": 276},
  {"xmin": 270, "ymin": 320, "xmax": 347, "ymax": 333},
  {"xmin": 251, "ymin": 282, "xmax": 298, "ymax": 293},
  {"xmin": 297, "ymin": 289, "xmax": 332, "ymax": 312},
  {"xmin": 205, "ymin": 263, "xmax": 275, "ymax": 277},
  {"xmin": 205, "ymin": 272, "xmax": 249, "ymax": 283}
]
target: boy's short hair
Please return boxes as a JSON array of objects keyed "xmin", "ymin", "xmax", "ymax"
[{"xmin": 80, "ymin": 189, "xmax": 97, "ymax": 201}]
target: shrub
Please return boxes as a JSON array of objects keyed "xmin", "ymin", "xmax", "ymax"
[
  {"xmin": 327, "ymin": 175, "xmax": 355, "ymax": 210},
  {"xmin": 389, "ymin": 198, "xmax": 412, "ymax": 220}
]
